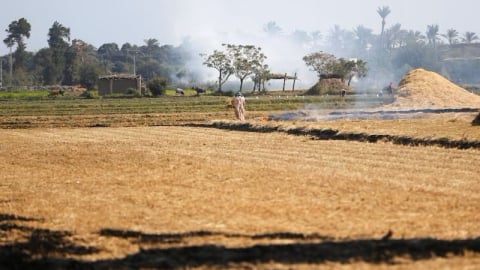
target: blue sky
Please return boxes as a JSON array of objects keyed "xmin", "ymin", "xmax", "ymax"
[{"xmin": 1, "ymin": 0, "xmax": 479, "ymax": 54}]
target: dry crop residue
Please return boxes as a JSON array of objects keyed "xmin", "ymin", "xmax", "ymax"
[
  {"xmin": 384, "ymin": 68, "xmax": 480, "ymax": 109},
  {"xmin": 1, "ymin": 126, "xmax": 479, "ymax": 269}
]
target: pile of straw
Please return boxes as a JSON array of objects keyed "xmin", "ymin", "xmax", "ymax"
[{"xmin": 385, "ymin": 68, "xmax": 480, "ymax": 109}]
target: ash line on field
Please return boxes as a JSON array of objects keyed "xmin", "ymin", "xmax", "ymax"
[
  {"xmin": 269, "ymin": 107, "xmax": 480, "ymax": 121},
  {"xmin": 185, "ymin": 121, "xmax": 480, "ymax": 150}
]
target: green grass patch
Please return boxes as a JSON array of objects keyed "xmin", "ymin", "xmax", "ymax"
[{"xmin": 0, "ymin": 91, "xmax": 388, "ymax": 117}]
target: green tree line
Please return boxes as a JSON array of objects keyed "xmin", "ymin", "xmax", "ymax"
[
  {"xmin": 2, "ymin": 6, "xmax": 480, "ymax": 90},
  {"xmin": 1, "ymin": 19, "xmax": 191, "ymax": 89}
]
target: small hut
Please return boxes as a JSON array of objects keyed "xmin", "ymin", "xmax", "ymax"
[{"xmin": 97, "ymin": 74, "xmax": 142, "ymax": 96}]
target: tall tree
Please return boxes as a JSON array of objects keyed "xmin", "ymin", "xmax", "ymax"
[
  {"xmin": 341, "ymin": 58, "xmax": 368, "ymax": 86},
  {"xmin": 403, "ymin": 30, "xmax": 426, "ymax": 46},
  {"xmin": 61, "ymin": 39, "xmax": 99, "ymax": 86},
  {"xmin": 353, "ymin": 25, "xmax": 374, "ymax": 54},
  {"xmin": 302, "ymin": 51, "xmax": 337, "ymax": 79},
  {"xmin": 426, "ymin": 24, "xmax": 440, "ymax": 48},
  {"xmin": 223, "ymin": 44, "xmax": 267, "ymax": 92},
  {"xmin": 201, "ymin": 50, "xmax": 233, "ymax": 92},
  {"xmin": 3, "ymin": 17, "xmax": 31, "ymax": 85},
  {"xmin": 98, "ymin": 43, "xmax": 120, "ymax": 61},
  {"xmin": 377, "ymin": 6, "xmax": 391, "ymax": 39},
  {"xmin": 98, "ymin": 43, "xmax": 121, "ymax": 73},
  {"xmin": 384, "ymin": 23, "xmax": 403, "ymax": 49},
  {"xmin": 72, "ymin": 39, "xmax": 101, "ymax": 88},
  {"xmin": 48, "ymin": 21, "xmax": 70, "ymax": 84},
  {"xmin": 462, "ymin": 31, "xmax": 479, "ymax": 44},
  {"xmin": 303, "ymin": 51, "xmax": 368, "ymax": 86},
  {"xmin": 443, "ymin": 28, "xmax": 459, "ymax": 45},
  {"xmin": 325, "ymin": 25, "xmax": 354, "ymax": 55},
  {"xmin": 142, "ymin": 38, "xmax": 160, "ymax": 57},
  {"xmin": 33, "ymin": 48, "xmax": 54, "ymax": 85}
]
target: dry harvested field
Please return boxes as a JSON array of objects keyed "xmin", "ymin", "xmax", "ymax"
[
  {"xmin": 1, "ymin": 68, "xmax": 480, "ymax": 269},
  {"xmin": 1, "ymin": 121, "xmax": 480, "ymax": 269}
]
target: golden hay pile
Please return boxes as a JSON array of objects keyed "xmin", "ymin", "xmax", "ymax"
[
  {"xmin": 385, "ymin": 68, "xmax": 480, "ymax": 109},
  {"xmin": 304, "ymin": 78, "xmax": 350, "ymax": 95}
]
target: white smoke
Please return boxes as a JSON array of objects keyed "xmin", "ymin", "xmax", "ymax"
[{"xmin": 176, "ymin": 25, "xmax": 321, "ymax": 91}]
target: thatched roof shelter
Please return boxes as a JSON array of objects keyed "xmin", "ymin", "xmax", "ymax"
[
  {"xmin": 267, "ymin": 73, "xmax": 298, "ymax": 80},
  {"xmin": 262, "ymin": 73, "xmax": 298, "ymax": 91}
]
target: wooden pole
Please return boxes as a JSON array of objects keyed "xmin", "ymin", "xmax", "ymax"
[
  {"xmin": 109, "ymin": 78, "xmax": 113, "ymax": 95},
  {"xmin": 282, "ymin": 73, "xmax": 287, "ymax": 91},
  {"xmin": 292, "ymin": 73, "xmax": 297, "ymax": 91}
]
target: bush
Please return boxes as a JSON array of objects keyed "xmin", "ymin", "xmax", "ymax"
[
  {"xmin": 79, "ymin": 64, "xmax": 100, "ymax": 90},
  {"xmin": 126, "ymin": 87, "xmax": 141, "ymax": 97},
  {"xmin": 147, "ymin": 77, "xmax": 168, "ymax": 96},
  {"xmin": 79, "ymin": 90, "xmax": 94, "ymax": 99}
]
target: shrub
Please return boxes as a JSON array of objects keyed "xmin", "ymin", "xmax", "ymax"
[
  {"xmin": 147, "ymin": 77, "xmax": 168, "ymax": 96},
  {"xmin": 79, "ymin": 90, "xmax": 94, "ymax": 99},
  {"xmin": 126, "ymin": 87, "xmax": 141, "ymax": 97}
]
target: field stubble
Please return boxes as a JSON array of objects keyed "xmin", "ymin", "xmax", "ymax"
[
  {"xmin": 1, "ymin": 92, "xmax": 480, "ymax": 268},
  {"xmin": 1, "ymin": 124, "xmax": 479, "ymax": 268}
]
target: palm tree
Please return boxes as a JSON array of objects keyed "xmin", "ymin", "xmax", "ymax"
[
  {"xmin": 384, "ymin": 23, "xmax": 402, "ymax": 49},
  {"xmin": 442, "ymin": 28, "xmax": 459, "ymax": 45},
  {"xmin": 353, "ymin": 25, "xmax": 373, "ymax": 53},
  {"xmin": 377, "ymin": 6, "xmax": 391, "ymax": 37},
  {"xmin": 404, "ymin": 30, "xmax": 426, "ymax": 46},
  {"xmin": 426, "ymin": 24, "xmax": 440, "ymax": 48},
  {"xmin": 326, "ymin": 25, "xmax": 354, "ymax": 54},
  {"xmin": 462, "ymin": 31, "xmax": 479, "ymax": 44},
  {"xmin": 143, "ymin": 38, "xmax": 160, "ymax": 55},
  {"xmin": 48, "ymin": 21, "xmax": 71, "ymax": 84},
  {"xmin": 48, "ymin": 21, "xmax": 70, "ymax": 48}
]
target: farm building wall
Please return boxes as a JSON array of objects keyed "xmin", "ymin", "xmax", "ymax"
[{"xmin": 97, "ymin": 75, "xmax": 142, "ymax": 96}]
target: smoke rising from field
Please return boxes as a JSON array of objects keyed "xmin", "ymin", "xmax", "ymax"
[
  {"xmin": 175, "ymin": 27, "xmax": 320, "ymax": 91},
  {"xmin": 3, "ymin": 0, "xmax": 480, "ymax": 92}
]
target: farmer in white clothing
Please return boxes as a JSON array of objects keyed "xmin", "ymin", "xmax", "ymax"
[{"xmin": 232, "ymin": 92, "xmax": 246, "ymax": 120}]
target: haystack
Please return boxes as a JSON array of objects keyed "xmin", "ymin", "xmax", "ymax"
[
  {"xmin": 304, "ymin": 78, "xmax": 349, "ymax": 95},
  {"xmin": 383, "ymin": 68, "xmax": 480, "ymax": 109}
]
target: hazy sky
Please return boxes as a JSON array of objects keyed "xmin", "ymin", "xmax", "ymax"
[
  {"xmin": 1, "ymin": 0, "xmax": 479, "ymax": 54},
  {"xmin": 1, "ymin": 0, "xmax": 479, "ymax": 86}
]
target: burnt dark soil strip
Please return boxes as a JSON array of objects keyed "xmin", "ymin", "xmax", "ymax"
[
  {"xmin": 3, "ymin": 236, "xmax": 479, "ymax": 269},
  {"xmin": 269, "ymin": 107, "xmax": 480, "ymax": 121},
  {"xmin": 327, "ymin": 107, "xmax": 480, "ymax": 115},
  {"xmin": 187, "ymin": 122, "xmax": 480, "ymax": 150},
  {"xmin": 99, "ymin": 228, "xmax": 333, "ymax": 244}
]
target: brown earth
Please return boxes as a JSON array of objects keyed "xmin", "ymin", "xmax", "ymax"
[
  {"xmin": 1, "ymin": 126, "xmax": 479, "ymax": 269},
  {"xmin": 384, "ymin": 68, "xmax": 480, "ymax": 109},
  {"xmin": 1, "ymin": 68, "xmax": 480, "ymax": 268}
]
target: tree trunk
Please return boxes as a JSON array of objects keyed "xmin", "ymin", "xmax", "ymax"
[
  {"xmin": 347, "ymin": 75, "xmax": 353, "ymax": 86},
  {"xmin": 239, "ymin": 78, "xmax": 244, "ymax": 91},
  {"xmin": 217, "ymin": 72, "xmax": 222, "ymax": 92}
]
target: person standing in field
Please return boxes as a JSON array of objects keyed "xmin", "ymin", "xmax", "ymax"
[{"xmin": 232, "ymin": 92, "xmax": 246, "ymax": 120}]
